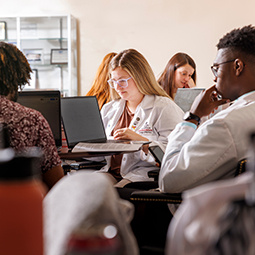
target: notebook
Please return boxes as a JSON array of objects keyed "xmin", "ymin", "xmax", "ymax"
[
  {"xmin": 17, "ymin": 90, "xmax": 62, "ymax": 147},
  {"xmin": 61, "ymin": 96, "xmax": 146, "ymax": 152},
  {"xmin": 174, "ymin": 88, "xmax": 205, "ymax": 113}
]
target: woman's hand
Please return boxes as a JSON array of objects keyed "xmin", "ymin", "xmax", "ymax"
[
  {"xmin": 187, "ymin": 78, "xmax": 196, "ymax": 88},
  {"xmin": 113, "ymin": 128, "xmax": 149, "ymax": 141},
  {"xmin": 113, "ymin": 128, "xmax": 149, "ymax": 153}
]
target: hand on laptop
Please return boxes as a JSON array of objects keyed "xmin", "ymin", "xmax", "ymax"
[
  {"xmin": 113, "ymin": 128, "xmax": 150, "ymax": 154},
  {"xmin": 113, "ymin": 128, "xmax": 149, "ymax": 142}
]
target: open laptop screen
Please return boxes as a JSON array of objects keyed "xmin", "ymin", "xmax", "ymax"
[
  {"xmin": 61, "ymin": 96, "xmax": 107, "ymax": 148},
  {"xmin": 174, "ymin": 88, "xmax": 205, "ymax": 113},
  {"xmin": 17, "ymin": 90, "xmax": 62, "ymax": 147}
]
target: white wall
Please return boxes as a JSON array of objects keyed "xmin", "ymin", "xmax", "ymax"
[{"xmin": 0, "ymin": 0, "xmax": 255, "ymax": 95}]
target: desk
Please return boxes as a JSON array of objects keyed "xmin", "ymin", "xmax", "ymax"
[
  {"xmin": 59, "ymin": 151, "xmax": 122, "ymax": 160},
  {"xmin": 59, "ymin": 140, "xmax": 142, "ymax": 160},
  {"xmin": 59, "ymin": 150, "xmax": 139, "ymax": 160},
  {"xmin": 59, "ymin": 150, "xmax": 138, "ymax": 173}
]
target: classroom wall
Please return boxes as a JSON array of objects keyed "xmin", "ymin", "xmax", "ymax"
[{"xmin": 0, "ymin": 0, "xmax": 254, "ymax": 95}]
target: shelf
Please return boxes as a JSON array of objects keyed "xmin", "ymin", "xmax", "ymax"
[
  {"xmin": 29, "ymin": 63, "xmax": 68, "ymax": 68},
  {"xmin": 0, "ymin": 15, "xmax": 78, "ymax": 96},
  {"xmin": 0, "ymin": 39, "xmax": 17, "ymax": 42},
  {"xmin": 20, "ymin": 38, "xmax": 68, "ymax": 41}
]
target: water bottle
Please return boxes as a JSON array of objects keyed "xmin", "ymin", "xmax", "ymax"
[{"xmin": 0, "ymin": 128, "xmax": 46, "ymax": 255}]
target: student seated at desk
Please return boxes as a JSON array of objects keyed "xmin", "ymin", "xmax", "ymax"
[
  {"xmin": 159, "ymin": 25, "xmax": 255, "ymax": 194},
  {"xmin": 158, "ymin": 52, "xmax": 197, "ymax": 99},
  {"xmin": 0, "ymin": 42, "xmax": 64, "ymax": 190},
  {"xmin": 97, "ymin": 49, "xmax": 184, "ymax": 187}
]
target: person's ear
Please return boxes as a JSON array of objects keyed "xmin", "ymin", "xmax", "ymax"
[{"xmin": 234, "ymin": 59, "xmax": 245, "ymax": 76}]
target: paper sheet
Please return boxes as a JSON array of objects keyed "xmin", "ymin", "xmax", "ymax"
[{"xmin": 72, "ymin": 142, "xmax": 143, "ymax": 153}]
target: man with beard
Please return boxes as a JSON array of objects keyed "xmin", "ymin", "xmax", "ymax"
[{"xmin": 159, "ymin": 25, "xmax": 255, "ymax": 194}]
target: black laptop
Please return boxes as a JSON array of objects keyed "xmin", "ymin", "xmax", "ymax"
[
  {"xmin": 17, "ymin": 90, "xmax": 62, "ymax": 147},
  {"xmin": 61, "ymin": 96, "xmax": 110, "ymax": 149},
  {"xmin": 61, "ymin": 96, "xmax": 151, "ymax": 154}
]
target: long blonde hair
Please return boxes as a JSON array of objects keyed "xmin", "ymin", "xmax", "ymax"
[
  {"xmin": 86, "ymin": 52, "xmax": 117, "ymax": 109},
  {"xmin": 109, "ymin": 49, "xmax": 170, "ymax": 100}
]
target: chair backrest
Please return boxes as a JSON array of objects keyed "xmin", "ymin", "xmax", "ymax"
[
  {"xmin": 235, "ymin": 158, "xmax": 247, "ymax": 177},
  {"xmin": 131, "ymin": 158, "xmax": 248, "ymax": 205}
]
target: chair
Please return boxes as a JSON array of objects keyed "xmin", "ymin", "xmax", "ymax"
[
  {"xmin": 130, "ymin": 158, "xmax": 247, "ymax": 204},
  {"xmin": 62, "ymin": 160, "xmax": 107, "ymax": 175},
  {"xmin": 148, "ymin": 169, "xmax": 160, "ymax": 181},
  {"xmin": 235, "ymin": 158, "xmax": 247, "ymax": 176},
  {"xmin": 127, "ymin": 159, "xmax": 247, "ymax": 255}
]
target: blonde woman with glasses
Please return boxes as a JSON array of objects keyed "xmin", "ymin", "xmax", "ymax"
[{"xmin": 97, "ymin": 49, "xmax": 183, "ymax": 187}]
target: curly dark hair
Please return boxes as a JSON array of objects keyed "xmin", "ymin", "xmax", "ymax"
[
  {"xmin": 217, "ymin": 25, "xmax": 255, "ymax": 57},
  {"xmin": 0, "ymin": 42, "xmax": 31, "ymax": 96}
]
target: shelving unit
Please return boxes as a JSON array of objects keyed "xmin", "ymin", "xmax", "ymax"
[{"xmin": 0, "ymin": 15, "xmax": 77, "ymax": 96}]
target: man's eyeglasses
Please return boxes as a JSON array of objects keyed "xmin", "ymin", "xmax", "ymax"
[
  {"xmin": 107, "ymin": 77, "xmax": 132, "ymax": 88},
  {"xmin": 211, "ymin": 59, "xmax": 235, "ymax": 78}
]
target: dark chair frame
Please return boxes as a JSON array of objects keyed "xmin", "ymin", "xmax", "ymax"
[{"xmin": 130, "ymin": 158, "xmax": 247, "ymax": 204}]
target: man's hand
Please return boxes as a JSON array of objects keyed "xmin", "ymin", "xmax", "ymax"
[{"xmin": 190, "ymin": 85, "xmax": 230, "ymax": 118}]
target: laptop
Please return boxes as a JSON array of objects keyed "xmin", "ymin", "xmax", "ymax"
[
  {"xmin": 174, "ymin": 88, "xmax": 205, "ymax": 113},
  {"xmin": 61, "ymin": 96, "xmax": 107, "ymax": 148},
  {"xmin": 17, "ymin": 90, "xmax": 62, "ymax": 147},
  {"xmin": 61, "ymin": 96, "xmax": 147, "ymax": 152}
]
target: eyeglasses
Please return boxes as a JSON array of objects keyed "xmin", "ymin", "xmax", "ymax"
[
  {"xmin": 107, "ymin": 77, "xmax": 132, "ymax": 88},
  {"xmin": 211, "ymin": 59, "xmax": 235, "ymax": 77}
]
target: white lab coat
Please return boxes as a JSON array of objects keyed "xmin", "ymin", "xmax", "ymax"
[
  {"xmin": 159, "ymin": 91, "xmax": 255, "ymax": 193},
  {"xmin": 98, "ymin": 95, "xmax": 184, "ymax": 182},
  {"xmin": 166, "ymin": 172, "xmax": 253, "ymax": 255}
]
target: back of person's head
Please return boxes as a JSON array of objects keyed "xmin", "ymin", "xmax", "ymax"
[
  {"xmin": 0, "ymin": 42, "xmax": 31, "ymax": 98},
  {"xmin": 217, "ymin": 25, "xmax": 255, "ymax": 62},
  {"xmin": 86, "ymin": 52, "xmax": 117, "ymax": 109},
  {"xmin": 109, "ymin": 48, "xmax": 170, "ymax": 100},
  {"xmin": 158, "ymin": 52, "xmax": 196, "ymax": 98}
]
